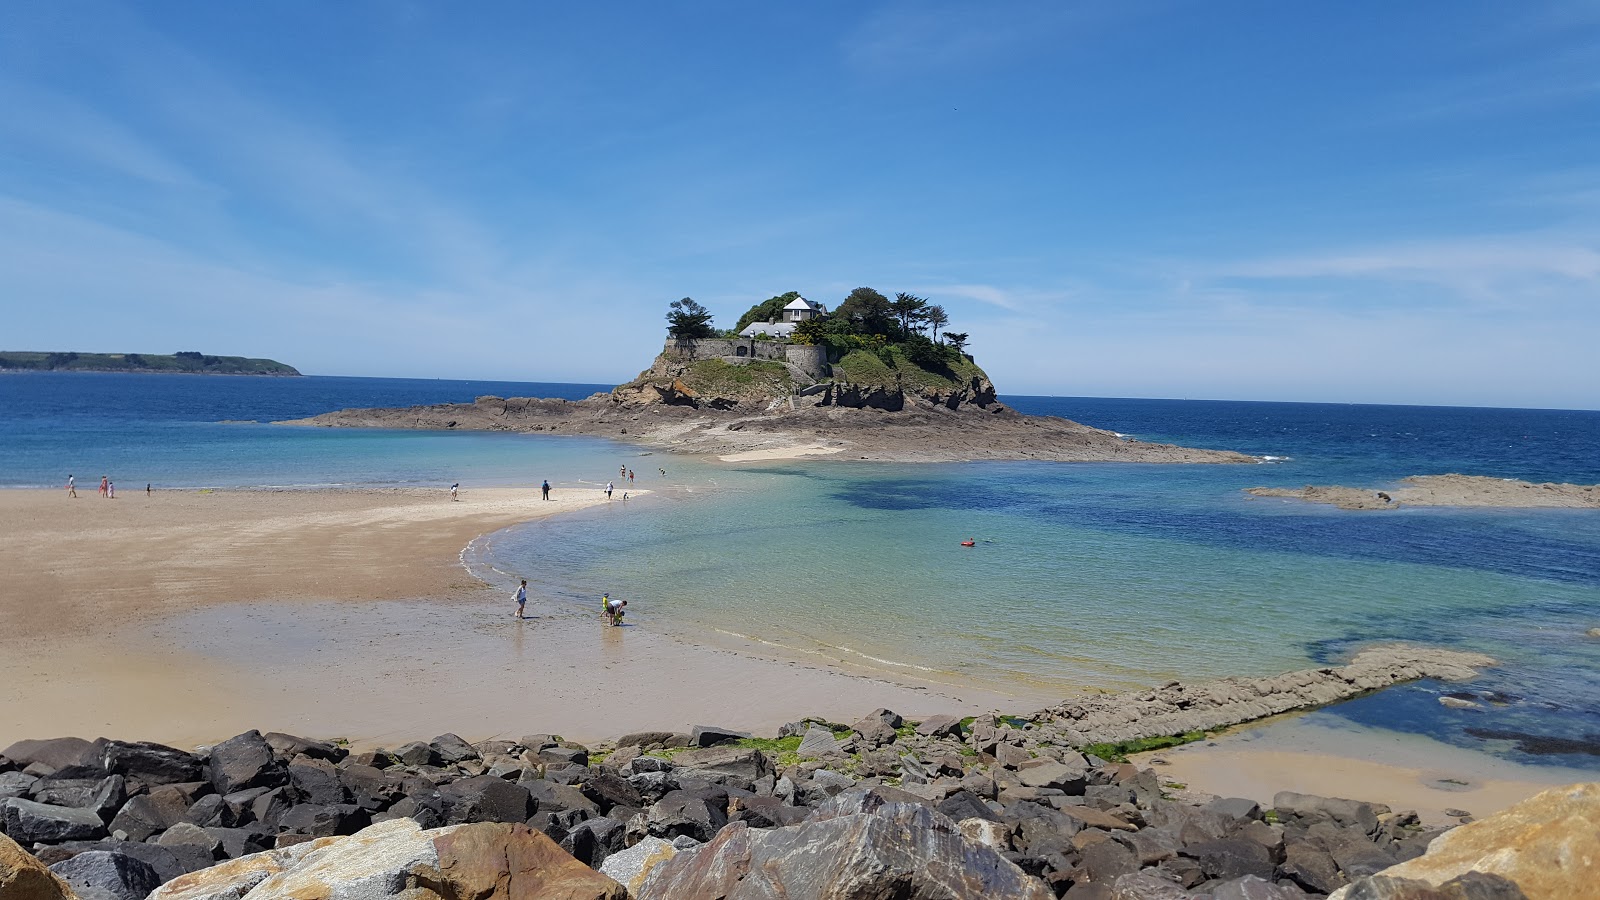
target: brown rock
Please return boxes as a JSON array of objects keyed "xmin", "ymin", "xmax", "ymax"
[
  {"xmin": 1329, "ymin": 782, "xmax": 1599, "ymax": 900},
  {"xmin": 432, "ymin": 822, "xmax": 625, "ymax": 900},
  {"xmin": 0, "ymin": 832, "xmax": 77, "ymax": 900}
]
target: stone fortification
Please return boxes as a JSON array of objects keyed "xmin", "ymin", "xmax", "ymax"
[{"xmin": 660, "ymin": 338, "xmax": 830, "ymax": 382}]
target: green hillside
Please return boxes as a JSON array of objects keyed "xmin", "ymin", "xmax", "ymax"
[{"xmin": 0, "ymin": 351, "xmax": 301, "ymax": 376}]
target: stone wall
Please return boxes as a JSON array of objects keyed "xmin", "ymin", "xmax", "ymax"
[{"xmin": 662, "ymin": 340, "xmax": 829, "ymax": 382}]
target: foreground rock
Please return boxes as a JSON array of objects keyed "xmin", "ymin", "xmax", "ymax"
[
  {"xmin": 1329, "ymin": 782, "xmax": 1600, "ymax": 900},
  {"xmin": 1246, "ymin": 475, "xmax": 1600, "ymax": 510},
  {"xmin": 1, "ymin": 832, "xmax": 75, "ymax": 900},
  {"xmin": 150, "ymin": 818, "xmax": 623, "ymax": 900}
]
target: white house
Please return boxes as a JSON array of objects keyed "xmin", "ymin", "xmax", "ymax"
[{"xmin": 738, "ymin": 296, "xmax": 828, "ymax": 338}]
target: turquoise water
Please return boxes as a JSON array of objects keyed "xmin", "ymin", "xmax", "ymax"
[{"xmin": 4, "ymin": 373, "xmax": 1598, "ymax": 767}]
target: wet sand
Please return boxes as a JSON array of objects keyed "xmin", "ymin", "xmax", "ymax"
[
  {"xmin": 0, "ymin": 487, "xmax": 1039, "ymax": 748},
  {"xmin": 1133, "ymin": 714, "xmax": 1593, "ymax": 826}
]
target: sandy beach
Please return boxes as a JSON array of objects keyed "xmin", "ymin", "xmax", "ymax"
[{"xmin": 0, "ymin": 487, "xmax": 1039, "ymax": 748}]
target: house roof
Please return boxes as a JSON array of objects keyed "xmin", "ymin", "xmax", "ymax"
[
  {"xmin": 783, "ymin": 297, "xmax": 824, "ymax": 312},
  {"xmin": 738, "ymin": 321, "xmax": 797, "ymax": 338}
]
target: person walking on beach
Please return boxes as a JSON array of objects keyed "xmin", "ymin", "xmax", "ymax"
[
  {"xmin": 513, "ymin": 579, "xmax": 528, "ymax": 619},
  {"xmin": 107, "ymin": 481, "xmax": 115, "ymax": 499},
  {"xmin": 99, "ymin": 475, "xmax": 108, "ymax": 497},
  {"xmin": 66, "ymin": 475, "xmax": 76, "ymax": 498},
  {"xmin": 605, "ymin": 481, "xmax": 613, "ymax": 499},
  {"xmin": 451, "ymin": 483, "xmax": 459, "ymax": 501},
  {"xmin": 541, "ymin": 479, "xmax": 551, "ymax": 500},
  {"xmin": 146, "ymin": 483, "xmax": 151, "ymax": 496}
]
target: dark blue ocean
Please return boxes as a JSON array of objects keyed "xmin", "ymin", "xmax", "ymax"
[{"xmin": 3, "ymin": 372, "xmax": 1598, "ymax": 769}]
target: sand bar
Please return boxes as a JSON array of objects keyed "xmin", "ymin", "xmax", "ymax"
[
  {"xmin": 1247, "ymin": 474, "xmax": 1600, "ymax": 510},
  {"xmin": 1133, "ymin": 714, "xmax": 1594, "ymax": 827},
  {"xmin": 0, "ymin": 487, "xmax": 1040, "ymax": 748}
]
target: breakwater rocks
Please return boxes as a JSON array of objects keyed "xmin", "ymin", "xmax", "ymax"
[
  {"xmin": 1036, "ymin": 646, "xmax": 1498, "ymax": 747},
  {"xmin": 1246, "ymin": 475, "xmax": 1600, "ymax": 511},
  {"xmin": 3, "ymin": 711, "xmax": 1588, "ymax": 898}
]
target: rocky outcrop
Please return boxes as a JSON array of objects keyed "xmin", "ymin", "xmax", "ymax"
[
  {"xmin": 1247, "ymin": 475, "xmax": 1600, "ymax": 511},
  {"xmin": 1039, "ymin": 646, "xmax": 1495, "ymax": 746},
  {"xmin": 1329, "ymin": 783, "xmax": 1600, "ymax": 900}
]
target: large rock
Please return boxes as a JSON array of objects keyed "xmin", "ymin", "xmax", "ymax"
[
  {"xmin": 100, "ymin": 741, "xmax": 203, "ymax": 788},
  {"xmin": 31, "ymin": 775, "xmax": 126, "ymax": 822},
  {"xmin": 48, "ymin": 850, "xmax": 163, "ymax": 900},
  {"xmin": 1274, "ymin": 791, "xmax": 1379, "ymax": 835},
  {"xmin": 850, "ymin": 709, "xmax": 902, "ymax": 747},
  {"xmin": 633, "ymin": 795, "xmax": 1051, "ymax": 899},
  {"xmin": 597, "ymin": 836, "xmax": 677, "ymax": 895},
  {"xmin": 208, "ymin": 732, "xmax": 287, "ymax": 796},
  {"xmin": 1, "ymin": 739, "xmax": 100, "ymax": 774},
  {"xmin": 261, "ymin": 734, "xmax": 342, "ymax": 764},
  {"xmin": 671, "ymin": 745, "xmax": 771, "ymax": 783},
  {"xmin": 1336, "ymin": 872, "xmax": 1529, "ymax": 899},
  {"xmin": 643, "ymin": 789, "xmax": 729, "ymax": 844},
  {"xmin": 438, "ymin": 776, "xmax": 533, "ymax": 824},
  {"xmin": 1329, "ymin": 782, "xmax": 1600, "ymax": 900},
  {"xmin": 287, "ymin": 757, "xmax": 348, "ymax": 807},
  {"xmin": 428, "ymin": 734, "xmax": 479, "ymax": 765},
  {"xmin": 1017, "ymin": 758, "xmax": 1088, "ymax": 794},
  {"xmin": 688, "ymin": 725, "xmax": 751, "ymax": 748},
  {"xmin": 797, "ymin": 726, "xmax": 845, "ymax": 759},
  {"xmin": 1, "ymin": 832, "xmax": 76, "ymax": 900},
  {"xmin": 0, "ymin": 772, "xmax": 39, "ymax": 800},
  {"xmin": 2, "ymin": 798, "xmax": 108, "ymax": 843},
  {"xmin": 108, "ymin": 789, "xmax": 191, "ymax": 842},
  {"xmin": 153, "ymin": 816, "xmax": 625, "ymax": 900}
]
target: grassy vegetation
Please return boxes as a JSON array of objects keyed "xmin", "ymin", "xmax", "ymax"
[
  {"xmin": 830, "ymin": 346, "xmax": 987, "ymax": 393},
  {"xmin": 0, "ymin": 350, "xmax": 300, "ymax": 375},
  {"xmin": 1082, "ymin": 731, "xmax": 1209, "ymax": 763},
  {"xmin": 681, "ymin": 359, "xmax": 794, "ymax": 396},
  {"xmin": 732, "ymin": 735, "xmax": 805, "ymax": 768},
  {"xmin": 831, "ymin": 348, "xmax": 898, "ymax": 384}
]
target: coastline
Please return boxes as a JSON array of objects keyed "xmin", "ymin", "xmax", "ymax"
[{"xmin": 0, "ymin": 485, "xmax": 1584, "ymax": 830}]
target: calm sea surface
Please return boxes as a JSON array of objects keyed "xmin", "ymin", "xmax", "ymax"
[{"xmin": 4, "ymin": 372, "xmax": 1598, "ymax": 768}]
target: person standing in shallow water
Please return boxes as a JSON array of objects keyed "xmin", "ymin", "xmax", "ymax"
[
  {"xmin": 541, "ymin": 479, "xmax": 551, "ymax": 500},
  {"xmin": 605, "ymin": 481, "xmax": 613, "ymax": 499},
  {"xmin": 513, "ymin": 580, "xmax": 528, "ymax": 619}
]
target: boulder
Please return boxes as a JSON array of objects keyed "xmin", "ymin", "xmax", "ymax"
[
  {"xmin": 1080, "ymin": 836, "xmax": 1140, "ymax": 882},
  {"xmin": 286, "ymin": 757, "xmax": 348, "ymax": 806},
  {"xmin": 598, "ymin": 836, "xmax": 677, "ymax": 895},
  {"xmin": 1106, "ymin": 873, "xmax": 1195, "ymax": 899},
  {"xmin": 208, "ymin": 732, "xmax": 286, "ymax": 795},
  {"xmin": 634, "ymin": 799, "xmax": 1050, "ymax": 899},
  {"xmin": 1018, "ymin": 758, "xmax": 1088, "ymax": 794},
  {"xmin": 430, "ymin": 821, "xmax": 625, "ymax": 900},
  {"xmin": 48, "ymin": 850, "xmax": 162, "ymax": 900},
  {"xmin": 438, "ymin": 775, "xmax": 533, "ymax": 824},
  {"xmin": 428, "ymin": 734, "xmax": 479, "ymax": 765},
  {"xmin": 275, "ymin": 803, "xmax": 367, "ymax": 838},
  {"xmin": 32, "ymin": 775, "xmax": 126, "ymax": 822},
  {"xmin": 337, "ymin": 765, "xmax": 401, "ymax": 813},
  {"xmin": 2, "ymin": 798, "xmax": 108, "ymax": 843},
  {"xmin": 915, "ymin": 715, "xmax": 964, "ymax": 738},
  {"xmin": 1280, "ymin": 841, "xmax": 1345, "ymax": 894},
  {"xmin": 203, "ymin": 826, "xmax": 275, "ymax": 860},
  {"xmin": 559, "ymin": 816, "xmax": 625, "ymax": 867},
  {"xmin": 148, "ymin": 837, "xmax": 341, "ymax": 900},
  {"xmin": 1328, "ymin": 782, "xmax": 1600, "ymax": 900},
  {"xmin": 612, "ymin": 732, "xmax": 677, "ymax": 749},
  {"xmin": 797, "ymin": 726, "xmax": 845, "ymax": 759},
  {"xmin": 1, "ymin": 739, "xmax": 100, "ymax": 774},
  {"xmin": 74, "ymin": 840, "xmax": 212, "ymax": 883},
  {"xmin": 1336, "ymin": 872, "xmax": 1529, "ymax": 899},
  {"xmin": 688, "ymin": 725, "xmax": 751, "ymax": 748},
  {"xmin": 1182, "ymin": 836, "xmax": 1276, "ymax": 881},
  {"xmin": 100, "ymin": 740, "xmax": 203, "ymax": 788},
  {"xmin": 1210, "ymin": 875, "xmax": 1314, "ymax": 899},
  {"xmin": 539, "ymin": 746, "xmax": 589, "ymax": 768},
  {"xmin": 850, "ymin": 710, "xmax": 901, "ymax": 747},
  {"xmin": 1274, "ymin": 791, "xmax": 1379, "ymax": 835},
  {"xmin": 108, "ymin": 789, "xmax": 191, "ymax": 841},
  {"xmin": 0, "ymin": 772, "xmax": 39, "ymax": 800},
  {"xmin": 643, "ymin": 790, "xmax": 729, "ymax": 843},
  {"xmin": 0, "ymin": 831, "xmax": 76, "ymax": 900},
  {"xmin": 393, "ymin": 742, "xmax": 440, "ymax": 768},
  {"xmin": 158, "ymin": 821, "xmax": 225, "ymax": 859},
  {"xmin": 671, "ymin": 745, "xmax": 771, "ymax": 783},
  {"xmin": 261, "ymin": 733, "xmax": 343, "ymax": 764}
]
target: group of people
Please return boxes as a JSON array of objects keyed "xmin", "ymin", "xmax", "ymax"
[
  {"xmin": 66, "ymin": 474, "xmax": 120, "ymax": 499},
  {"xmin": 510, "ymin": 580, "xmax": 628, "ymax": 627}
]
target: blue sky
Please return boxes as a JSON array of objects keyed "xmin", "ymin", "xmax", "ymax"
[{"xmin": 2, "ymin": 2, "xmax": 1596, "ymax": 408}]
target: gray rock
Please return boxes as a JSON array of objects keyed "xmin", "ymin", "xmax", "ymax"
[
  {"xmin": 1183, "ymin": 836, "xmax": 1276, "ymax": 881},
  {"xmin": 2, "ymin": 797, "xmax": 108, "ymax": 842},
  {"xmin": 629, "ymin": 755, "xmax": 673, "ymax": 775},
  {"xmin": 614, "ymin": 731, "xmax": 678, "ymax": 749},
  {"xmin": 559, "ymin": 815, "xmax": 625, "ymax": 867},
  {"xmin": 248, "ymin": 786, "xmax": 296, "ymax": 831},
  {"xmin": 207, "ymin": 731, "xmax": 286, "ymax": 795},
  {"xmin": 262, "ymin": 732, "xmax": 343, "ymax": 763},
  {"xmin": 849, "ymin": 709, "xmax": 902, "ymax": 747},
  {"xmin": 275, "ymin": 803, "xmax": 362, "ymax": 838},
  {"xmin": 633, "ymin": 800, "xmax": 1050, "ymax": 900},
  {"xmin": 1336, "ymin": 872, "xmax": 1529, "ymax": 899},
  {"xmin": 688, "ymin": 725, "xmax": 751, "ymax": 748},
  {"xmin": 643, "ymin": 789, "xmax": 729, "ymax": 843},
  {"xmin": 109, "ymin": 790, "xmax": 190, "ymax": 842},
  {"xmin": 36, "ymin": 775, "xmax": 126, "ymax": 822},
  {"xmin": 1207, "ymin": 796, "xmax": 1263, "ymax": 822},
  {"xmin": 438, "ymin": 775, "xmax": 533, "ymax": 824},
  {"xmin": 1210, "ymin": 874, "xmax": 1312, "ymax": 899},
  {"xmin": 598, "ymin": 835, "xmax": 675, "ymax": 890},
  {"xmin": 1273, "ymin": 791, "xmax": 1380, "ymax": 834},
  {"xmin": 48, "ymin": 851, "xmax": 162, "ymax": 900},
  {"xmin": 0, "ymin": 771, "xmax": 38, "ymax": 800},
  {"xmin": 538, "ymin": 746, "xmax": 589, "ymax": 768},
  {"xmin": 1081, "ymin": 835, "xmax": 1141, "ymax": 882},
  {"xmin": 802, "ymin": 769, "xmax": 856, "ymax": 803},
  {"xmin": 1106, "ymin": 872, "xmax": 1195, "ymax": 899},
  {"xmin": 393, "ymin": 741, "xmax": 440, "ymax": 767},
  {"xmin": 99, "ymin": 741, "xmax": 202, "ymax": 788},
  {"xmin": 672, "ymin": 745, "xmax": 772, "ymax": 784},
  {"xmin": 1, "ymin": 738, "xmax": 100, "ymax": 773},
  {"xmin": 201, "ymin": 825, "xmax": 274, "ymax": 859},
  {"xmin": 1280, "ymin": 840, "xmax": 1344, "ymax": 893},
  {"xmin": 914, "ymin": 714, "xmax": 964, "ymax": 738},
  {"xmin": 156, "ymin": 821, "xmax": 224, "ymax": 858},
  {"xmin": 287, "ymin": 756, "xmax": 348, "ymax": 807},
  {"xmin": 1018, "ymin": 758, "xmax": 1088, "ymax": 794},
  {"xmin": 427, "ymin": 733, "xmax": 479, "ymax": 765},
  {"xmin": 579, "ymin": 772, "xmax": 642, "ymax": 814},
  {"xmin": 797, "ymin": 726, "xmax": 844, "ymax": 759}
]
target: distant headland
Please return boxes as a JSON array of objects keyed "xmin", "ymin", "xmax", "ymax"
[
  {"xmin": 0, "ymin": 350, "xmax": 301, "ymax": 376},
  {"xmin": 285, "ymin": 289, "xmax": 1257, "ymax": 464}
]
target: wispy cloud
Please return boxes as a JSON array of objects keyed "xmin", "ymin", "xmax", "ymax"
[{"xmin": 840, "ymin": 0, "xmax": 1143, "ymax": 73}]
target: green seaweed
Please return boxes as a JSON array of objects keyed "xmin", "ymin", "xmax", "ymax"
[{"xmin": 1081, "ymin": 731, "xmax": 1208, "ymax": 763}]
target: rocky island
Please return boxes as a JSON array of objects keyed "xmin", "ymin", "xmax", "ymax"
[
  {"xmin": 0, "ymin": 351, "xmax": 301, "ymax": 376},
  {"xmin": 1246, "ymin": 475, "xmax": 1600, "ymax": 510},
  {"xmin": 284, "ymin": 291, "xmax": 1253, "ymax": 464}
]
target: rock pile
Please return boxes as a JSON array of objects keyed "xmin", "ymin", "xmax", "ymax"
[{"xmin": 4, "ymin": 711, "xmax": 1578, "ymax": 899}]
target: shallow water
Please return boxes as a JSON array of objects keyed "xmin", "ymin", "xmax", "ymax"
[{"xmin": 4, "ymin": 373, "xmax": 1597, "ymax": 769}]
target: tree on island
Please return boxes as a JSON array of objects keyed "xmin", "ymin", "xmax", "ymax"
[
  {"xmin": 891, "ymin": 293, "xmax": 930, "ymax": 337},
  {"xmin": 944, "ymin": 332, "xmax": 969, "ymax": 354},
  {"xmin": 666, "ymin": 297, "xmax": 717, "ymax": 339},
  {"xmin": 925, "ymin": 305, "xmax": 949, "ymax": 342},
  {"xmin": 834, "ymin": 287, "xmax": 895, "ymax": 337}
]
